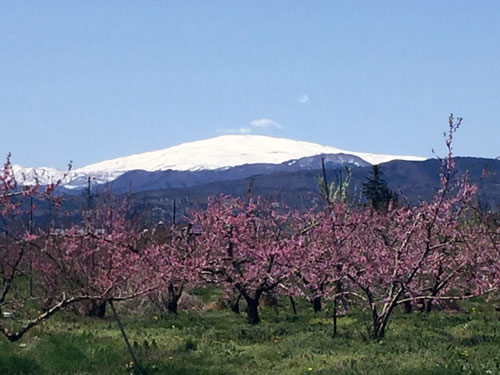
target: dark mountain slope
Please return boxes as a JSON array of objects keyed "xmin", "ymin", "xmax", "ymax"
[
  {"xmin": 127, "ymin": 157, "xmax": 500, "ymax": 223},
  {"xmin": 108, "ymin": 153, "xmax": 368, "ymax": 193}
]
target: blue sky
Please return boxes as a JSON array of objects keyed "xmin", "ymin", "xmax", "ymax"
[{"xmin": 1, "ymin": 1, "xmax": 499, "ymax": 169}]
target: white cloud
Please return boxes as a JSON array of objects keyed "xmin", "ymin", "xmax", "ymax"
[
  {"xmin": 216, "ymin": 118, "xmax": 282, "ymax": 135},
  {"xmin": 248, "ymin": 118, "xmax": 283, "ymax": 129},
  {"xmin": 217, "ymin": 127, "xmax": 251, "ymax": 134},
  {"xmin": 298, "ymin": 94, "xmax": 309, "ymax": 104}
]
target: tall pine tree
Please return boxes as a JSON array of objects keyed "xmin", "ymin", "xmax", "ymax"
[{"xmin": 362, "ymin": 165, "xmax": 397, "ymax": 212}]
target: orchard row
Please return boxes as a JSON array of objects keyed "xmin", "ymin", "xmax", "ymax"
[{"xmin": 1, "ymin": 116, "xmax": 498, "ymax": 341}]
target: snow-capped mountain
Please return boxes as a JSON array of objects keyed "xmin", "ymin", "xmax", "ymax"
[
  {"xmin": 12, "ymin": 135, "xmax": 426, "ymax": 189},
  {"xmin": 76, "ymin": 135, "xmax": 424, "ymax": 172},
  {"xmin": 12, "ymin": 165, "xmax": 68, "ymax": 186}
]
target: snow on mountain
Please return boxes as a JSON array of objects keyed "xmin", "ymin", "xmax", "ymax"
[
  {"xmin": 11, "ymin": 165, "xmax": 68, "ymax": 186},
  {"xmin": 76, "ymin": 135, "xmax": 424, "ymax": 173},
  {"xmin": 13, "ymin": 135, "xmax": 426, "ymax": 188}
]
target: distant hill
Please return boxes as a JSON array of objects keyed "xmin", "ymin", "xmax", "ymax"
[
  {"xmin": 24, "ymin": 156, "xmax": 500, "ymax": 227},
  {"xmin": 124, "ymin": 157, "xmax": 500, "ymax": 223}
]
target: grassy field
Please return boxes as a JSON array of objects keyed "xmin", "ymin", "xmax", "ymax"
[{"xmin": 1, "ymin": 293, "xmax": 499, "ymax": 375}]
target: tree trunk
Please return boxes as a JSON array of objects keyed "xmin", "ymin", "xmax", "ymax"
[
  {"xmin": 167, "ymin": 298, "xmax": 178, "ymax": 314},
  {"xmin": 403, "ymin": 300, "xmax": 413, "ymax": 314},
  {"xmin": 332, "ymin": 280, "xmax": 343, "ymax": 336},
  {"xmin": 313, "ymin": 297, "xmax": 322, "ymax": 313},
  {"xmin": 371, "ymin": 306, "xmax": 396, "ymax": 339},
  {"xmin": 230, "ymin": 294, "xmax": 241, "ymax": 314},
  {"xmin": 424, "ymin": 299, "xmax": 433, "ymax": 313},
  {"xmin": 371, "ymin": 316, "xmax": 386, "ymax": 339},
  {"xmin": 87, "ymin": 300, "xmax": 107, "ymax": 318},
  {"xmin": 245, "ymin": 297, "xmax": 260, "ymax": 325},
  {"xmin": 167, "ymin": 283, "xmax": 183, "ymax": 315},
  {"xmin": 289, "ymin": 296, "xmax": 297, "ymax": 315},
  {"xmin": 425, "ymin": 266, "xmax": 442, "ymax": 313},
  {"xmin": 332, "ymin": 297, "xmax": 338, "ymax": 337}
]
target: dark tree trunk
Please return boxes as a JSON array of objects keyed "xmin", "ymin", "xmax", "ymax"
[
  {"xmin": 332, "ymin": 298, "xmax": 338, "ymax": 337},
  {"xmin": 246, "ymin": 297, "xmax": 260, "ymax": 325},
  {"xmin": 332, "ymin": 280, "xmax": 344, "ymax": 336},
  {"xmin": 372, "ymin": 316, "xmax": 386, "ymax": 339},
  {"xmin": 167, "ymin": 283, "xmax": 183, "ymax": 315},
  {"xmin": 289, "ymin": 296, "xmax": 297, "ymax": 315},
  {"xmin": 167, "ymin": 298, "xmax": 178, "ymax": 314},
  {"xmin": 371, "ymin": 303, "xmax": 397, "ymax": 339},
  {"xmin": 403, "ymin": 300, "xmax": 413, "ymax": 314},
  {"xmin": 313, "ymin": 297, "xmax": 322, "ymax": 313},
  {"xmin": 231, "ymin": 301, "xmax": 240, "ymax": 314},
  {"xmin": 230, "ymin": 293, "xmax": 241, "ymax": 314},
  {"xmin": 424, "ymin": 299, "xmax": 433, "ymax": 313},
  {"xmin": 87, "ymin": 300, "xmax": 107, "ymax": 318},
  {"xmin": 425, "ymin": 266, "xmax": 443, "ymax": 314}
]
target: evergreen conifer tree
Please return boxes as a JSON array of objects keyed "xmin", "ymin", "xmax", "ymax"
[{"xmin": 362, "ymin": 165, "xmax": 397, "ymax": 212}]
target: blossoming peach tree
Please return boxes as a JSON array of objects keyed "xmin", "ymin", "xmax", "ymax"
[
  {"xmin": 189, "ymin": 195, "xmax": 301, "ymax": 324},
  {"xmin": 0, "ymin": 154, "xmax": 63, "ymax": 340},
  {"xmin": 303, "ymin": 115, "xmax": 499, "ymax": 338},
  {"xmin": 0, "ymin": 162, "xmax": 159, "ymax": 342}
]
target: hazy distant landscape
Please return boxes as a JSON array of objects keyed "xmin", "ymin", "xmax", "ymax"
[{"xmin": 12, "ymin": 135, "xmax": 500, "ymax": 224}]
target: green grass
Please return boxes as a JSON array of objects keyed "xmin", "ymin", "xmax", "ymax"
[{"xmin": 0, "ymin": 298, "xmax": 499, "ymax": 375}]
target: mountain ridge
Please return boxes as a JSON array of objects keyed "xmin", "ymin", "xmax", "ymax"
[
  {"xmin": 107, "ymin": 153, "xmax": 370, "ymax": 194},
  {"xmin": 12, "ymin": 135, "xmax": 426, "ymax": 189},
  {"xmin": 124, "ymin": 156, "xmax": 500, "ymax": 223}
]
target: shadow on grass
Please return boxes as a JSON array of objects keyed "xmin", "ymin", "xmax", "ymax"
[{"xmin": 0, "ymin": 352, "xmax": 40, "ymax": 375}]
